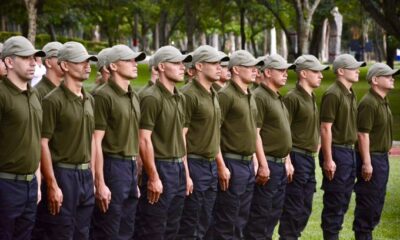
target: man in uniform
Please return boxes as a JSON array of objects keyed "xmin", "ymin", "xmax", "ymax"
[
  {"xmin": 211, "ymin": 50, "xmax": 263, "ymax": 239},
  {"xmin": 34, "ymin": 41, "xmax": 64, "ymax": 101},
  {"xmin": 0, "ymin": 42, "xmax": 7, "ymax": 78},
  {"xmin": 244, "ymin": 54, "xmax": 294, "ymax": 240},
  {"xmin": 91, "ymin": 44, "xmax": 145, "ymax": 239},
  {"xmin": 134, "ymin": 46, "xmax": 192, "ymax": 239},
  {"xmin": 91, "ymin": 47, "xmax": 112, "ymax": 94},
  {"xmin": 252, "ymin": 56, "xmax": 266, "ymax": 90},
  {"xmin": 0, "ymin": 35, "xmax": 44, "ymax": 240},
  {"xmin": 178, "ymin": 45, "xmax": 228, "ymax": 239},
  {"xmin": 279, "ymin": 55, "xmax": 329, "ymax": 240},
  {"xmin": 319, "ymin": 54, "xmax": 365, "ymax": 240},
  {"xmin": 33, "ymin": 41, "xmax": 97, "ymax": 239},
  {"xmin": 353, "ymin": 63, "xmax": 398, "ymax": 240},
  {"xmin": 212, "ymin": 51, "xmax": 230, "ymax": 91}
]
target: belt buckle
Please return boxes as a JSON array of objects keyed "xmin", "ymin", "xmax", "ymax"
[
  {"xmin": 25, "ymin": 174, "xmax": 34, "ymax": 181},
  {"xmin": 242, "ymin": 155, "xmax": 252, "ymax": 161}
]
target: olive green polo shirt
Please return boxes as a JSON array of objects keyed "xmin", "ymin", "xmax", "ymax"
[
  {"xmin": 90, "ymin": 82, "xmax": 105, "ymax": 95},
  {"xmin": 251, "ymin": 82, "xmax": 259, "ymax": 91},
  {"xmin": 94, "ymin": 79, "xmax": 140, "ymax": 157},
  {"xmin": 212, "ymin": 82, "xmax": 223, "ymax": 92},
  {"xmin": 34, "ymin": 76, "xmax": 57, "ymax": 101},
  {"xmin": 138, "ymin": 80, "xmax": 155, "ymax": 99},
  {"xmin": 182, "ymin": 79, "xmax": 221, "ymax": 158},
  {"xmin": 42, "ymin": 82, "xmax": 95, "ymax": 164},
  {"xmin": 255, "ymin": 84, "xmax": 292, "ymax": 158},
  {"xmin": 0, "ymin": 78, "xmax": 42, "ymax": 174},
  {"xmin": 284, "ymin": 84, "xmax": 319, "ymax": 152},
  {"xmin": 139, "ymin": 81, "xmax": 186, "ymax": 159},
  {"xmin": 320, "ymin": 81, "xmax": 357, "ymax": 145},
  {"xmin": 357, "ymin": 89, "xmax": 393, "ymax": 152},
  {"xmin": 219, "ymin": 81, "xmax": 257, "ymax": 156}
]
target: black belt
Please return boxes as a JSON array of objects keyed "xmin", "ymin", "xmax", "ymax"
[
  {"xmin": 333, "ymin": 144, "xmax": 355, "ymax": 150},
  {"xmin": 187, "ymin": 154, "xmax": 215, "ymax": 161},
  {"xmin": 105, "ymin": 153, "xmax": 136, "ymax": 161},
  {"xmin": 55, "ymin": 162, "xmax": 90, "ymax": 170},
  {"xmin": 266, "ymin": 155, "xmax": 286, "ymax": 164},
  {"xmin": 291, "ymin": 147, "xmax": 317, "ymax": 157},
  {"xmin": 223, "ymin": 153, "xmax": 253, "ymax": 161},
  {"xmin": 0, "ymin": 172, "xmax": 35, "ymax": 181},
  {"xmin": 155, "ymin": 157, "xmax": 183, "ymax": 163}
]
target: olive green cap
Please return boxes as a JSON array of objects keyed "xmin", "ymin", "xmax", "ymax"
[
  {"xmin": 42, "ymin": 41, "xmax": 63, "ymax": 59},
  {"xmin": 58, "ymin": 41, "xmax": 97, "ymax": 63},
  {"xmin": 153, "ymin": 45, "xmax": 192, "ymax": 67},
  {"xmin": 262, "ymin": 54, "xmax": 296, "ymax": 71},
  {"xmin": 1, "ymin": 36, "xmax": 45, "ymax": 59},
  {"xmin": 366, "ymin": 62, "xmax": 400, "ymax": 83},
  {"xmin": 107, "ymin": 44, "xmax": 146, "ymax": 64},
  {"xmin": 219, "ymin": 51, "xmax": 229, "ymax": 67},
  {"xmin": 96, "ymin": 47, "xmax": 112, "ymax": 70},
  {"xmin": 294, "ymin": 54, "xmax": 328, "ymax": 71},
  {"xmin": 228, "ymin": 50, "xmax": 263, "ymax": 69},
  {"xmin": 192, "ymin": 45, "xmax": 229, "ymax": 64},
  {"xmin": 333, "ymin": 54, "xmax": 365, "ymax": 72}
]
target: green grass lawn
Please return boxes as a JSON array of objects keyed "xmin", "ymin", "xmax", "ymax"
[
  {"xmin": 84, "ymin": 62, "xmax": 400, "ymax": 139},
  {"xmin": 270, "ymin": 156, "xmax": 400, "ymax": 240}
]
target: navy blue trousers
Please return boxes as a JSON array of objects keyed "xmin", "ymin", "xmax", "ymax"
[
  {"xmin": 244, "ymin": 160, "xmax": 287, "ymax": 240},
  {"xmin": 134, "ymin": 160, "xmax": 186, "ymax": 240},
  {"xmin": 178, "ymin": 157, "xmax": 218, "ymax": 240},
  {"xmin": 33, "ymin": 167, "xmax": 94, "ymax": 240},
  {"xmin": 211, "ymin": 157, "xmax": 255, "ymax": 240},
  {"xmin": 319, "ymin": 146, "xmax": 356, "ymax": 240},
  {"xmin": 92, "ymin": 156, "xmax": 139, "ymax": 240},
  {"xmin": 279, "ymin": 151, "xmax": 316, "ymax": 240},
  {"xmin": 353, "ymin": 152, "xmax": 389, "ymax": 240},
  {"xmin": 0, "ymin": 176, "xmax": 38, "ymax": 240}
]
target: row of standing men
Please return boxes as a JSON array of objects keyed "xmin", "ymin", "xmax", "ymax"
[{"xmin": 0, "ymin": 36, "xmax": 397, "ymax": 240}]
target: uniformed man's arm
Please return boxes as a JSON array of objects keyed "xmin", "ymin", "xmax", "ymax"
[
  {"xmin": 285, "ymin": 154, "xmax": 294, "ymax": 183},
  {"xmin": 35, "ymin": 163, "xmax": 41, "ymax": 204},
  {"xmin": 41, "ymin": 138, "xmax": 63, "ymax": 215},
  {"xmin": 216, "ymin": 149, "xmax": 230, "ymax": 191},
  {"xmin": 139, "ymin": 129, "xmax": 163, "ymax": 204},
  {"xmin": 357, "ymin": 132, "xmax": 372, "ymax": 181},
  {"xmin": 255, "ymin": 128, "xmax": 270, "ymax": 185},
  {"xmin": 182, "ymin": 127, "xmax": 193, "ymax": 196},
  {"xmin": 320, "ymin": 122, "xmax": 336, "ymax": 180}
]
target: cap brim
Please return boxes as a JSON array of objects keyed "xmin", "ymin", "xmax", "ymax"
[
  {"xmin": 135, "ymin": 52, "xmax": 146, "ymax": 62},
  {"xmin": 313, "ymin": 65, "xmax": 330, "ymax": 71},
  {"xmin": 170, "ymin": 54, "xmax": 192, "ymax": 63},
  {"xmin": 347, "ymin": 61, "xmax": 366, "ymax": 69},
  {"xmin": 69, "ymin": 55, "xmax": 98, "ymax": 63},
  {"xmin": 15, "ymin": 49, "xmax": 46, "ymax": 57},
  {"xmin": 220, "ymin": 56, "xmax": 230, "ymax": 62}
]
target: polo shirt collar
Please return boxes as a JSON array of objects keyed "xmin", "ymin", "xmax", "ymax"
[
  {"xmin": 108, "ymin": 78, "xmax": 131, "ymax": 96},
  {"xmin": 156, "ymin": 80, "xmax": 182, "ymax": 98},
  {"xmin": 60, "ymin": 82, "xmax": 89, "ymax": 101},
  {"xmin": 260, "ymin": 83, "xmax": 280, "ymax": 99},
  {"xmin": 3, "ymin": 77, "xmax": 33, "ymax": 96},
  {"xmin": 335, "ymin": 80, "xmax": 354, "ymax": 96},
  {"xmin": 230, "ymin": 80, "xmax": 251, "ymax": 96}
]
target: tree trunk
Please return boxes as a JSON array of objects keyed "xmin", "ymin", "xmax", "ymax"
[
  {"xmin": 47, "ymin": 24, "xmax": 57, "ymax": 41},
  {"xmin": 386, "ymin": 35, "xmax": 396, "ymax": 68},
  {"xmin": 24, "ymin": 0, "xmax": 38, "ymax": 44},
  {"xmin": 240, "ymin": 7, "xmax": 246, "ymax": 49},
  {"xmin": 184, "ymin": 0, "xmax": 196, "ymax": 51}
]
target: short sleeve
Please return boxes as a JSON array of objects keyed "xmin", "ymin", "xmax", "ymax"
[
  {"xmin": 357, "ymin": 102, "xmax": 375, "ymax": 133},
  {"xmin": 139, "ymin": 95, "xmax": 161, "ymax": 131},
  {"xmin": 183, "ymin": 93, "xmax": 196, "ymax": 128},
  {"xmin": 320, "ymin": 93, "xmax": 339, "ymax": 123},
  {"xmin": 255, "ymin": 95, "xmax": 265, "ymax": 128},
  {"xmin": 283, "ymin": 95, "xmax": 297, "ymax": 124},
  {"xmin": 94, "ymin": 94, "xmax": 110, "ymax": 130},
  {"xmin": 218, "ymin": 92, "xmax": 231, "ymax": 125},
  {"xmin": 41, "ymin": 98, "xmax": 58, "ymax": 139}
]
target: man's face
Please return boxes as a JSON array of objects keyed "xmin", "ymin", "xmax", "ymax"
[
  {"xmin": 303, "ymin": 69, "xmax": 323, "ymax": 88},
  {"xmin": 0, "ymin": 58, "xmax": 7, "ymax": 76},
  {"xmin": 341, "ymin": 68, "xmax": 360, "ymax": 83},
  {"xmin": 265, "ymin": 68, "xmax": 288, "ymax": 88},
  {"xmin": 198, "ymin": 62, "xmax": 221, "ymax": 82},
  {"xmin": 5, "ymin": 55, "xmax": 36, "ymax": 82},
  {"xmin": 235, "ymin": 65, "xmax": 258, "ymax": 84},
  {"xmin": 220, "ymin": 66, "xmax": 231, "ymax": 82},
  {"xmin": 163, "ymin": 62, "xmax": 186, "ymax": 82},
  {"xmin": 63, "ymin": 60, "xmax": 91, "ymax": 81},
  {"xmin": 114, "ymin": 58, "xmax": 138, "ymax": 80},
  {"xmin": 374, "ymin": 75, "xmax": 395, "ymax": 91}
]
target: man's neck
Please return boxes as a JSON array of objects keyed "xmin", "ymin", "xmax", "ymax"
[
  {"xmin": 298, "ymin": 80, "xmax": 314, "ymax": 96},
  {"xmin": 45, "ymin": 71, "xmax": 62, "ymax": 87},
  {"xmin": 197, "ymin": 76, "xmax": 213, "ymax": 92},
  {"xmin": 64, "ymin": 77, "xmax": 83, "ymax": 97},
  {"xmin": 264, "ymin": 80, "xmax": 280, "ymax": 93},
  {"xmin": 7, "ymin": 73, "xmax": 28, "ymax": 90},
  {"xmin": 158, "ymin": 76, "xmax": 176, "ymax": 94},
  {"xmin": 372, "ymin": 86, "xmax": 388, "ymax": 99},
  {"xmin": 232, "ymin": 77, "xmax": 249, "ymax": 94},
  {"xmin": 337, "ymin": 77, "xmax": 353, "ymax": 91},
  {"xmin": 113, "ymin": 74, "xmax": 130, "ymax": 92},
  {"xmin": 215, "ymin": 80, "xmax": 225, "ymax": 87}
]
